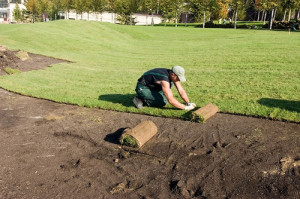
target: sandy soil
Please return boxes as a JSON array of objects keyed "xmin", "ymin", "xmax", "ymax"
[{"xmin": 0, "ymin": 48, "xmax": 299, "ymax": 199}]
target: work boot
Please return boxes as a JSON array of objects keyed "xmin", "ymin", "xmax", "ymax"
[{"xmin": 133, "ymin": 97, "xmax": 143, "ymax": 109}]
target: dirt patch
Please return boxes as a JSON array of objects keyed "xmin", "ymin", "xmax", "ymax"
[
  {"xmin": 0, "ymin": 48, "xmax": 299, "ymax": 198},
  {"xmin": 0, "ymin": 47, "xmax": 67, "ymax": 75}
]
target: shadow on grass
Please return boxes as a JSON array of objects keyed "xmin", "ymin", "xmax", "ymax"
[
  {"xmin": 104, "ymin": 128, "xmax": 127, "ymax": 145},
  {"xmin": 98, "ymin": 94, "xmax": 136, "ymax": 107},
  {"xmin": 258, "ymin": 98, "xmax": 300, "ymax": 113}
]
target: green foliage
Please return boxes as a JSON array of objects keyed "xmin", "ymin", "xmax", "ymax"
[
  {"xmin": 263, "ymin": 20, "xmax": 300, "ymax": 30},
  {"xmin": 23, "ymin": 0, "xmax": 300, "ymax": 23},
  {"xmin": 114, "ymin": 0, "xmax": 139, "ymax": 24},
  {"xmin": 0, "ymin": 21, "xmax": 299, "ymax": 122},
  {"xmin": 13, "ymin": 3, "xmax": 24, "ymax": 22}
]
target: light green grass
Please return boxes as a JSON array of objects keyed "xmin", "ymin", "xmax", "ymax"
[
  {"xmin": 0, "ymin": 20, "xmax": 299, "ymax": 122},
  {"xmin": 4, "ymin": 67, "xmax": 22, "ymax": 75}
]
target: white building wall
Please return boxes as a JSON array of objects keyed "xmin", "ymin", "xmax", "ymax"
[
  {"xmin": 0, "ymin": 2, "xmax": 26, "ymax": 23},
  {"xmin": 133, "ymin": 14, "xmax": 161, "ymax": 25},
  {"xmin": 65, "ymin": 11, "xmax": 117, "ymax": 24},
  {"xmin": 64, "ymin": 11, "xmax": 161, "ymax": 25}
]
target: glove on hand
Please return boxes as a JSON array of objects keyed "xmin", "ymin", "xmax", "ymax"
[
  {"xmin": 187, "ymin": 102, "xmax": 196, "ymax": 107},
  {"xmin": 185, "ymin": 104, "xmax": 196, "ymax": 111}
]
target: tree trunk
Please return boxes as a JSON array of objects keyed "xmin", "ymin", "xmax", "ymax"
[
  {"xmin": 234, "ymin": 9, "xmax": 238, "ymax": 29},
  {"xmin": 175, "ymin": 11, "xmax": 178, "ymax": 27},
  {"xmin": 185, "ymin": 13, "xmax": 188, "ymax": 27},
  {"xmin": 203, "ymin": 11, "xmax": 205, "ymax": 28},
  {"xmin": 273, "ymin": 7, "xmax": 277, "ymax": 22},
  {"xmin": 130, "ymin": 13, "xmax": 132, "ymax": 25},
  {"xmin": 257, "ymin": 11, "xmax": 260, "ymax": 21},
  {"xmin": 270, "ymin": 9, "xmax": 274, "ymax": 30},
  {"xmin": 263, "ymin": 10, "xmax": 267, "ymax": 25},
  {"xmin": 283, "ymin": 9, "xmax": 286, "ymax": 21},
  {"xmin": 164, "ymin": 17, "xmax": 167, "ymax": 26},
  {"xmin": 288, "ymin": 9, "xmax": 291, "ymax": 21},
  {"xmin": 297, "ymin": 11, "xmax": 300, "ymax": 20}
]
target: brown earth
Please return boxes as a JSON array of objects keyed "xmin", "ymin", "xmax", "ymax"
[{"xmin": 0, "ymin": 48, "xmax": 299, "ymax": 199}]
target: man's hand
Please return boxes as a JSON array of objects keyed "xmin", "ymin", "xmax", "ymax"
[
  {"xmin": 185, "ymin": 104, "xmax": 196, "ymax": 111},
  {"xmin": 187, "ymin": 102, "xmax": 196, "ymax": 107}
]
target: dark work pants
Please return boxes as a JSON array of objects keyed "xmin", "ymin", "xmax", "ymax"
[{"xmin": 135, "ymin": 82, "xmax": 168, "ymax": 107}]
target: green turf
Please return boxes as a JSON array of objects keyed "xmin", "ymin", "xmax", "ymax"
[
  {"xmin": 0, "ymin": 20, "xmax": 299, "ymax": 122},
  {"xmin": 4, "ymin": 67, "xmax": 22, "ymax": 75}
]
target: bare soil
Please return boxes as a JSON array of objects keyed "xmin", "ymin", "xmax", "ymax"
[{"xmin": 0, "ymin": 49, "xmax": 299, "ymax": 199}]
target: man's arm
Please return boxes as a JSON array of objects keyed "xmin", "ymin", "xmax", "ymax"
[
  {"xmin": 160, "ymin": 81, "xmax": 186, "ymax": 110},
  {"xmin": 173, "ymin": 81, "xmax": 190, "ymax": 103}
]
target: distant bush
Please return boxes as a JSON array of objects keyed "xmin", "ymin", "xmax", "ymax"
[
  {"xmin": 263, "ymin": 20, "xmax": 300, "ymax": 30},
  {"xmin": 196, "ymin": 21, "xmax": 251, "ymax": 29},
  {"xmin": 154, "ymin": 23, "xmax": 199, "ymax": 27}
]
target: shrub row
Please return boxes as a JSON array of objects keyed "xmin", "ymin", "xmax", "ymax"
[
  {"xmin": 196, "ymin": 21, "xmax": 252, "ymax": 29},
  {"xmin": 262, "ymin": 20, "xmax": 300, "ymax": 30}
]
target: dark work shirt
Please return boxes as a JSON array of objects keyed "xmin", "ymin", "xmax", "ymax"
[{"xmin": 138, "ymin": 68, "xmax": 172, "ymax": 91}]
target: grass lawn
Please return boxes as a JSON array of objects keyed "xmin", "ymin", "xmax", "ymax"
[{"xmin": 0, "ymin": 20, "xmax": 299, "ymax": 122}]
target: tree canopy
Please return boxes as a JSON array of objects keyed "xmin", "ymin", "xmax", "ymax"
[{"xmin": 23, "ymin": 0, "xmax": 300, "ymax": 23}]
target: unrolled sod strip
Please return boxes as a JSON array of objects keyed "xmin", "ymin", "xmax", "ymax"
[
  {"xmin": 191, "ymin": 103, "xmax": 218, "ymax": 123},
  {"xmin": 120, "ymin": 121, "xmax": 158, "ymax": 148}
]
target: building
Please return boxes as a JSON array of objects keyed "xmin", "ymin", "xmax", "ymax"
[
  {"xmin": 64, "ymin": 11, "xmax": 162, "ymax": 25},
  {"xmin": 0, "ymin": 0, "xmax": 26, "ymax": 23}
]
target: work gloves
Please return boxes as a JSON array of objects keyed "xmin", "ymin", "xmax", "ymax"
[{"xmin": 185, "ymin": 102, "xmax": 196, "ymax": 111}]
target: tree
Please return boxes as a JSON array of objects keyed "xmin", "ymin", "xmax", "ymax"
[
  {"xmin": 91, "ymin": 0, "xmax": 107, "ymax": 21},
  {"xmin": 13, "ymin": 3, "xmax": 24, "ymax": 22},
  {"xmin": 216, "ymin": 0, "xmax": 229, "ymax": 20},
  {"xmin": 159, "ymin": 0, "xmax": 175, "ymax": 26},
  {"xmin": 49, "ymin": 0, "xmax": 64, "ymax": 20},
  {"xmin": 188, "ymin": 0, "xmax": 220, "ymax": 27},
  {"xmin": 25, "ymin": 0, "xmax": 38, "ymax": 23},
  {"xmin": 62, "ymin": 0, "xmax": 74, "ymax": 19},
  {"xmin": 74, "ymin": 0, "xmax": 85, "ymax": 19},
  {"xmin": 281, "ymin": 0, "xmax": 296, "ymax": 21},
  {"xmin": 114, "ymin": 0, "xmax": 139, "ymax": 24},
  {"xmin": 230, "ymin": 0, "xmax": 244, "ymax": 29}
]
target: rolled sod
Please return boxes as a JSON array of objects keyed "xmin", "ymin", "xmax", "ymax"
[
  {"xmin": 191, "ymin": 103, "xmax": 218, "ymax": 123},
  {"xmin": 120, "ymin": 121, "xmax": 158, "ymax": 148}
]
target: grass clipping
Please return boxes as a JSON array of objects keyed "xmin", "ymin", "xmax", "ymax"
[
  {"xmin": 16, "ymin": 50, "xmax": 31, "ymax": 61},
  {"xmin": 119, "ymin": 121, "xmax": 158, "ymax": 148},
  {"xmin": 4, "ymin": 67, "xmax": 21, "ymax": 75}
]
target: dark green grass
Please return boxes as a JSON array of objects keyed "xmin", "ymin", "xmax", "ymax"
[{"xmin": 0, "ymin": 20, "xmax": 299, "ymax": 122}]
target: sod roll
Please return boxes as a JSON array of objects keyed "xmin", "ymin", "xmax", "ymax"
[
  {"xmin": 120, "ymin": 121, "xmax": 158, "ymax": 148},
  {"xmin": 191, "ymin": 103, "xmax": 218, "ymax": 123}
]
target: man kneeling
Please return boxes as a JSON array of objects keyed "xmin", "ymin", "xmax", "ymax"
[{"xmin": 133, "ymin": 66, "xmax": 196, "ymax": 111}]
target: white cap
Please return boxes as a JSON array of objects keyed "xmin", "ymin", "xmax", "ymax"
[{"xmin": 172, "ymin": 66, "xmax": 186, "ymax": 82}]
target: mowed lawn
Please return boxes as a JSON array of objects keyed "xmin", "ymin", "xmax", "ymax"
[{"xmin": 0, "ymin": 20, "xmax": 299, "ymax": 122}]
